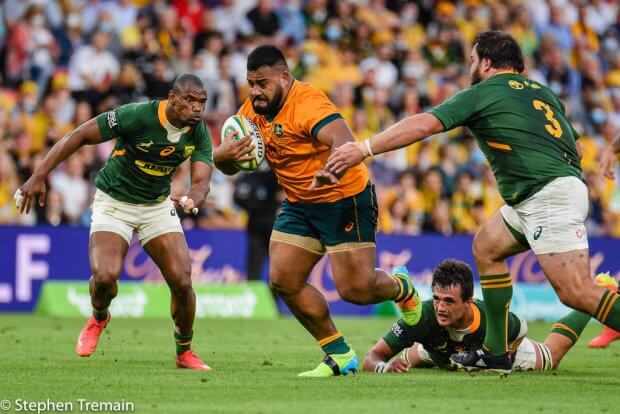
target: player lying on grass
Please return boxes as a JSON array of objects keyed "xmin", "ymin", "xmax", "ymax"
[{"xmin": 363, "ymin": 259, "xmax": 601, "ymax": 373}]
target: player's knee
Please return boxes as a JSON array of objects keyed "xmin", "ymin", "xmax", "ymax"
[
  {"xmin": 337, "ymin": 283, "xmax": 371, "ymax": 305},
  {"xmin": 268, "ymin": 271, "xmax": 298, "ymax": 297},
  {"xmin": 91, "ymin": 262, "xmax": 121, "ymax": 289},
  {"xmin": 170, "ymin": 277, "xmax": 193, "ymax": 300}
]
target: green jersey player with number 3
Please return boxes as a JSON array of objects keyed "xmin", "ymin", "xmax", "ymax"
[
  {"xmin": 326, "ymin": 30, "xmax": 620, "ymax": 374},
  {"xmin": 16, "ymin": 74, "xmax": 215, "ymax": 371}
]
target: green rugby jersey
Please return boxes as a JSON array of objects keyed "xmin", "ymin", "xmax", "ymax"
[
  {"xmin": 383, "ymin": 299, "xmax": 523, "ymax": 368},
  {"xmin": 95, "ymin": 100, "xmax": 213, "ymax": 204},
  {"xmin": 428, "ymin": 72, "xmax": 582, "ymax": 205}
]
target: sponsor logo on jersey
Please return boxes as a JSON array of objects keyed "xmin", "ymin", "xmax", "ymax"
[
  {"xmin": 391, "ymin": 322, "xmax": 403, "ymax": 337},
  {"xmin": 160, "ymin": 146, "xmax": 176, "ymax": 156},
  {"xmin": 184, "ymin": 145, "xmax": 195, "ymax": 158},
  {"xmin": 134, "ymin": 160, "xmax": 175, "ymax": 176},
  {"xmin": 533, "ymin": 226, "xmax": 543, "ymax": 240},
  {"xmin": 107, "ymin": 110, "xmax": 118, "ymax": 129},
  {"xmin": 344, "ymin": 222, "xmax": 355, "ymax": 232},
  {"xmin": 112, "ymin": 149, "xmax": 125, "ymax": 157},
  {"xmin": 136, "ymin": 140, "xmax": 153, "ymax": 152}
]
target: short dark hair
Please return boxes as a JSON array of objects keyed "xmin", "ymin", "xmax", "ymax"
[
  {"xmin": 247, "ymin": 45, "xmax": 288, "ymax": 71},
  {"xmin": 431, "ymin": 259, "xmax": 474, "ymax": 301},
  {"xmin": 473, "ymin": 30, "xmax": 524, "ymax": 73},
  {"xmin": 172, "ymin": 74, "xmax": 204, "ymax": 92}
]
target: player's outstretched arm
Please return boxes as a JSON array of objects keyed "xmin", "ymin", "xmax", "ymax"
[
  {"xmin": 325, "ymin": 113, "xmax": 444, "ymax": 177},
  {"xmin": 362, "ymin": 339, "xmax": 411, "ymax": 374},
  {"xmin": 16, "ymin": 118, "xmax": 103, "ymax": 214},
  {"xmin": 213, "ymin": 131, "xmax": 255, "ymax": 176},
  {"xmin": 173, "ymin": 161, "xmax": 213, "ymax": 215}
]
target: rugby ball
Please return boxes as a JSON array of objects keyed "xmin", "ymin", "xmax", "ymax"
[{"xmin": 221, "ymin": 115, "xmax": 265, "ymax": 171}]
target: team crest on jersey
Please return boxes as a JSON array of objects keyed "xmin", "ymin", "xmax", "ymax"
[
  {"xmin": 273, "ymin": 123, "xmax": 284, "ymax": 142},
  {"xmin": 508, "ymin": 80, "xmax": 524, "ymax": 90},
  {"xmin": 184, "ymin": 145, "xmax": 195, "ymax": 158}
]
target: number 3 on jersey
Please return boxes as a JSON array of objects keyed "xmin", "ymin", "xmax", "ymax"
[{"xmin": 532, "ymin": 99, "xmax": 563, "ymax": 138}]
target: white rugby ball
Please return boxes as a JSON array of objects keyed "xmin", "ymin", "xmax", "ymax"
[{"xmin": 221, "ymin": 115, "xmax": 265, "ymax": 171}]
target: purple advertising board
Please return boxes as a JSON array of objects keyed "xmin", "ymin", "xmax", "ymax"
[{"xmin": 1, "ymin": 226, "xmax": 619, "ymax": 315}]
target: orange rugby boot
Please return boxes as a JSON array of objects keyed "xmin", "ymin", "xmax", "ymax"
[
  {"xmin": 76, "ymin": 314, "xmax": 110, "ymax": 357},
  {"xmin": 175, "ymin": 350, "xmax": 212, "ymax": 371}
]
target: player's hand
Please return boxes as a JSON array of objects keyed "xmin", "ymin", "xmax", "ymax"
[
  {"xmin": 213, "ymin": 131, "xmax": 255, "ymax": 163},
  {"xmin": 172, "ymin": 195, "xmax": 199, "ymax": 215},
  {"xmin": 600, "ymin": 146, "xmax": 617, "ymax": 180},
  {"xmin": 386, "ymin": 358, "xmax": 411, "ymax": 373},
  {"xmin": 15, "ymin": 175, "xmax": 47, "ymax": 214},
  {"xmin": 308, "ymin": 169, "xmax": 339, "ymax": 190},
  {"xmin": 325, "ymin": 141, "xmax": 366, "ymax": 177}
]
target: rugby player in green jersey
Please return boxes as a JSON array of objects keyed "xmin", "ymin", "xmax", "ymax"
[
  {"xmin": 326, "ymin": 30, "xmax": 620, "ymax": 373},
  {"xmin": 16, "ymin": 74, "xmax": 228, "ymax": 371},
  {"xmin": 363, "ymin": 260, "xmax": 593, "ymax": 374}
]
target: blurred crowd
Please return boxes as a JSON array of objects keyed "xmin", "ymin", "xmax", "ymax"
[{"xmin": 1, "ymin": 0, "xmax": 620, "ymax": 237}]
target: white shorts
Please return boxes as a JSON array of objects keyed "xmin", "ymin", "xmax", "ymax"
[
  {"xmin": 90, "ymin": 189, "xmax": 183, "ymax": 245},
  {"xmin": 500, "ymin": 176, "xmax": 589, "ymax": 255}
]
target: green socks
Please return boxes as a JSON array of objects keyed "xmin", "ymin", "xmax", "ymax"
[
  {"xmin": 174, "ymin": 331, "xmax": 193, "ymax": 355},
  {"xmin": 319, "ymin": 332, "xmax": 351, "ymax": 355},
  {"xmin": 480, "ymin": 273, "xmax": 513, "ymax": 356},
  {"xmin": 550, "ymin": 310, "xmax": 591, "ymax": 344},
  {"xmin": 594, "ymin": 290, "xmax": 620, "ymax": 331},
  {"xmin": 92, "ymin": 308, "xmax": 108, "ymax": 321}
]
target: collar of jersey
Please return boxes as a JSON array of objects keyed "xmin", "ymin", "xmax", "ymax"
[
  {"xmin": 448, "ymin": 302, "xmax": 481, "ymax": 335},
  {"xmin": 157, "ymin": 100, "xmax": 188, "ymax": 132}
]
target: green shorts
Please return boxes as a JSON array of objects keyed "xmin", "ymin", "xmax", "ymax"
[{"xmin": 271, "ymin": 183, "xmax": 377, "ymax": 254}]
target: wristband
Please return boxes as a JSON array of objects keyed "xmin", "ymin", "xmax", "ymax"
[{"xmin": 363, "ymin": 139, "xmax": 374, "ymax": 158}]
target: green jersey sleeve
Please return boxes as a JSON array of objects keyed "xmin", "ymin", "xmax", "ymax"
[
  {"xmin": 382, "ymin": 301, "xmax": 434, "ymax": 353},
  {"xmin": 190, "ymin": 123, "xmax": 213, "ymax": 166},
  {"xmin": 507, "ymin": 311, "xmax": 526, "ymax": 343},
  {"xmin": 427, "ymin": 86, "xmax": 479, "ymax": 130},
  {"xmin": 96, "ymin": 103, "xmax": 144, "ymax": 141},
  {"xmin": 382, "ymin": 319, "xmax": 416, "ymax": 354}
]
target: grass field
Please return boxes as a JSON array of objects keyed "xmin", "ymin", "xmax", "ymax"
[{"xmin": 1, "ymin": 316, "xmax": 619, "ymax": 414}]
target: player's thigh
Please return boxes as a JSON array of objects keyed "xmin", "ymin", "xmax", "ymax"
[
  {"xmin": 270, "ymin": 200, "xmax": 325, "ymax": 293},
  {"xmin": 328, "ymin": 246, "xmax": 376, "ymax": 295},
  {"xmin": 89, "ymin": 189, "xmax": 136, "ymax": 247},
  {"xmin": 473, "ymin": 208, "xmax": 528, "ymax": 264},
  {"xmin": 89, "ymin": 190, "xmax": 133, "ymax": 280},
  {"xmin": 316, "ymin": 183, "xmax": 378, "ymax": 291},
  {"xmin": 88, "ymin": 231, "xmax": 129, "ymax": 282},
  {"xmin": 137, "ymin": 196, "xmax": 184, "ymax": 247},
  {"xmin": 268, "ymin": 240, "xmax": 323, "ymax": 294},
  {"xmin": 143, "ymin": 232, "xmax": 192, "ymax": 288},
  {"xmin": 516, "ymin": 176, "xmax": 589, "ymax": 256}
]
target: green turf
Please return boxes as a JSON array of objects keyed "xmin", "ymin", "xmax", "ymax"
[{"xmin": 0, "ymin": 316, "xmax": 618, "ymax": 414}]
